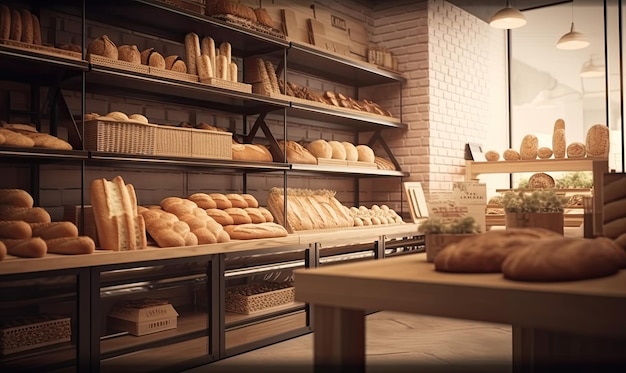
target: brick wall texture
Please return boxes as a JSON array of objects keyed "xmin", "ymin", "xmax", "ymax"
[{"xmin": 1, "ymin": 0, "xmax": 507, "ymax": 221}]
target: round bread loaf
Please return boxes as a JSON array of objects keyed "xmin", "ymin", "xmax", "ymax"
[
  {"xmin": 585, "ymin": 124, "xmax": 610, "ymax": 158},
  {"xmin": 356, "ymin": 144, "xmax": 375, "ymax": 163},
  {"xmin": 87, "ymin": 35, "xmax": 118, "ymax": 59},
  {"xmin": 484, "ymin": 150, "xmax": 500, "ymax": 161},
  {"xmin": 434, "ymin": 228, "xmax": 561, "ymax": 273},
  {"xmin": 106, "ymin": 111, "xmax": 129, "ymax": 121},
  {"xmin": 118, "ymin": 44, "xmax": 141, "ymax": 64},
  {"xmin": 502, "ymin": 236, "xmax": 626, "ymax": 282},
  {"xmin": 552, "ymin": 128, "xmax": 566, "ymax": 159},
  {"xmin": 328, "ymin": 140, "xmax": 346, "ymax": 160},
  {"xmin": 141, "ymin": 48, "xmax": 166, "ymax": 69},
  {"xmin": 503, "ymin": 148, "xmax": 520, "ymax": 161},
  {"xmin": 567, "ymin": 142, "xmax": 586, "ymax": 158},
  {"xmin": 254, "ymin": 8, "xmax": 274, "ymax": 28},
  {"xmin": 306, "ymin": 139, "xmax": 332, "ymax": 159},
  {"xmin": 537, "ymin": 147, "xmax": 553, "ymax": 159},
  {"xmin": 519, "ymin": 134, "xmax": 538, "ymax": 160},
  {"xmin": 342, "ymin": 141, "xmax": 359, "ymax": 161},
  {"xmin": 128, "ymin": 114, "xmax": 148, "ymax": 124},
  {"xmin": 164, "ymin": 55, "xmax": 187, "ymax": 72},
  {"xmin": 279, "ymin": 140, "xmax": 317, "ymax": 164}
]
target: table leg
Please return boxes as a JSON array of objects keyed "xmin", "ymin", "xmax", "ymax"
[{"xmin": 312, "ymin": 304, "xmax": 365, "ymax": 373}]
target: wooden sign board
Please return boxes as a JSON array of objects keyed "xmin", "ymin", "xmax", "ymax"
[
  {"xmin": 403, "ymin": 182, "xmax": 429, "ymax": 223},
  {"xmin": 426, "ymin": 182, "xmax": 487, "ymax": 233}
]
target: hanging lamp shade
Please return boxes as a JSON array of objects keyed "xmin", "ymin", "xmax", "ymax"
[
  {"xmin": 489, "ymin": 5, "xmax": 527, "ymax": 29},
  {"xmin": 557, "ymin": 22, "xmax": 589, "ymax": 50},
  {"xmin": 579, "ymin": 58, "xmax": 604, "ymax": 78}
]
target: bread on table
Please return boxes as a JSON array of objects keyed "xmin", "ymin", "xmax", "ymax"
[
  {"xmin": 566, "ymin": 142, "xmax": 586, "ymax": 158},
  {"xmin": 29, "ymin": 221, "xmax": 78, "ymax": 240},
  {"xmin": 0, "ymin": 237, "xmax": 46, "ymax": 258},
  {"xmin": 585, "ymin": 124, "xmax": 610, "ymax": 158},
  {"xmin": 46, "ymin": 236, "xmax": 95, "ymax": 255},
  {"xmin": 519, "ymin": 134, "xmax": 538, "ymax": 160}
]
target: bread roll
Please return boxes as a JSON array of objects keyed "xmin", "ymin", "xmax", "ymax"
[
  {"xmin": 502, "ymin": 236, "xmax": 626, "ymax": 282},
  {"xmin": 484, "ymin": 150, "xmax": 500, "ymax": 161},
  {"xmin": 225, "ymin": 207, "xmax": 252, "ymax": 224},
  {"xmin": 141, "ymin": 48, "xmax": 166, "ymax": 69},
  {"xmin": 30, "ymin": 221, "xmax": 78, "ymax": 239},
  {"xmin": 1, "ymin": 237, "xmax": 46, "ymax": 258},
  {"xmin": 23, "ymin": 132, "xmax": 72, "ymax": 150},
  {"xmin": 9, "ymin": 8, "xmax": 21, "ymax": 41},
  {"xmin": 106, "ymin": 111, "xmax": 129, "ymax": 121},
  {"xmin": 519, "ymin": 134, "xmax": 538, "ymax": 160},
  {"xmin": 356, "ymin": 145, "xmax": 375, "ymax": 163},
  {"xmin": 128, "ymin": 114, "xmax": 148, "ymax": 124},
  {"xmin": 164, "ymin": 55, "xmax": 187, "ymax": 72},
  {"xmin": 552, "ymin": 128, "xmax": 566, "ymax": 159},
  {"xmin": 306, "ymin": 139, "xmax": 332, "ymax": 159},
  {"xmin": 188, "ymin": 193, "xmax": 217, "ymax": 209},
  {"xmin": 567, "ymin": 142, "xmax": 586, "ymax": 158},
  {"xmin": 46, "ymin": 236, "xmax": 95, "ymax": 255},
  {"xmin": 537, "ymin": 147, "xmax": 553, "ymax": 159},
  {"xmin": 226, "ymin": 193, "xmax": 248, "ymax": 208},
  {"xmin": 206, "ymin": 208, "xmax": 234, "ymax": 225},
  {"xmin": 0, "ymin": 189, "xmax": 34, "ymax": 208},
  {"xmin": 0, "ymin": 220, "xmax": 32, "ymax": 239},
  {"xmin": 19, "ymin": 8, "xmax": 32, "ymax": 44},
  {"xmin": 242, "ymin": 194, "xmax": 259, "ymax": 208},
  {"xmin": 258, "ymin": 207, "xmax": 274, "ymax": 222},
  {"xmin": 185, "ymin": 32, "xmax": 201, "ymax": 75},
  {"xmin": 0, "ymin": 4, "xmax": 10, "ymax": 40},
  {"xmin": 585, "ymin": 124, "xmax": 610, "ymax": 158},
  {"xmin": 0, "ymin": 128, "xmax": 35, "ymax": 147},
  {"xmin": 342, "ymin": 142, "xmax": 359, "ymax": 161},
  {"xmin": 0, "ymin": 206, "xmax": 50, "ymax": 223},
  {"xmin": 209, "ymin": 193, "xmax": 232, "ymax": 209},
  {"xmin": 31, "ymin": 13, "xmax": 41, "ymax": 45},
  {"xmin": 87, "ymin": 35, "xmax": 118, "ymax": 59},
  {"xmin": 328, "ymin": 140, "xmax": 347, "ymax": 160}
]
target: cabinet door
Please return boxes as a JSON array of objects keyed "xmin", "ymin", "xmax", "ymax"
[
  {"xmin": 96, "ymin": 256, "xmax": 217, "ymax": 372},
  {"xmin": 0, "ymin": 269, "xmax": 88, "ymax": 373}
]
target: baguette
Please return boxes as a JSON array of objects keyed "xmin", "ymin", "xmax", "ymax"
[
  {"xmin": 1, "ymin": 237, "xmax": 47, "ymax": 258},
  {"xmin": 46, "ymin": 236, "xmax": 95, "ymax": 255},
  {"xmin": 226, "ymin": 193, "xmax": 248, "ymax": 208},
  {"xmin": 200, "ymin": 36, "xmax": 216, "ymax": 75},
  {"xmin": 0, "ymin": 4, "xmax": 10, "ymax": 40},
  {"xmin": 9, "ymin": 8, "xmax": 21, "ymax": 41},
  {"xmin": 206, "ymin": 208, "xmax": 234, "ymax": 225},
  {"xmin": 216, "ymin": 55, "xmax": 228, "ymax": 80},
  {"xmin": 552, "ymin": 128, "xmax": 566, "ymax": 159},
  {"xmin": 219, "ymin": 41, "xmax": 232, "ymax": 66},
  {"xmin": 23, "ymin": 132, "xmax": 72, "ymax": 150},
  {"xmin": 0, "ymin": 188, "xmax": 34, "ymax": 208},
  {"xmin": 19, "ymin": 8, "xmax": 32, "ymax": 44},
  {"xmin": 197, "ymin": 54, "xmax": 214, "ymax": 81},
  {"xmin": 29, "ymin": 221, "xmax": 79, "ymax": 239},
  {"xmin": 224, "ymin": 207, "xmax": 252, "ymax": 224},
  {"xmin": 0, "ymin": 220, "xmax": 32, "ymax": 239},
  {"xmin": 184, "ymin": 32, "xmax": 201, "ymax": 75},
  {"xmin": 90, "ymin": 176, "xmax": 147, "ymax": 251},
  {"xmin": 264, "ymin": 60, "xmax": 281, "ymax": 94},
  {"xmin": 244, "ymin": 207, "xmax": 266, "ymax": 223},
  {"xmin": 0, "ymin": 206, "xmax": 51, "ymax": 223},
  {"xmin": 242, "ymin": 194, "xmax": 259, "ymax": 208},
  {"xmin": 258, "ymin": 206, "xmax": 274, "ymax": 222},
  {"xmin": 31, "ymin": 13, "xmax": 41, "ymax": 45},
  {"xmin": 209, "ymin": 193, "xmax": 232, "ymax": 209},
  {"xmin": 229, "ymin": 62, "xmax": 238, "ymax": 82}
]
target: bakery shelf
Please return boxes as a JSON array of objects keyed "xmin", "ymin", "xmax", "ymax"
[
  {"xmin": 0, "ymin": 342, "xmax": 76, "ymax": 372},
  {"xmin": 287, "ymin": 103, "xmax": 406, "ymax": 131},
  {"xmin": 224, "ymin": 310, "xmax": 307, "ymax": 353},
  {"xmin": 81, "ymin": 0, "xmax": 288, "ymax": 57},
  {"xmin": 0, "ymin": 147, "xmax": 88, "ymax": 162},
  {"xmin": 290, "ymin": 163, "xmax": 408, "ymax": 177},
  {"xmin": 0, "ymin": 45, "xmax": 88, "ymax": 85},
  {"xmin": 84, "ymin": 67, "xmax": 289, "ymax": 115},
  {"xmin": 288, "ymin": 42, "xmax": 405, "ymax": 87}
]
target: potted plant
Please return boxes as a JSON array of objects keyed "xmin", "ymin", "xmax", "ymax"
[
  {"xmin": 418, "ymin": 216, "xmax": 481, "ymax": 262},
  {"xmin": 501, "ymin": 189, "xmax": 566, "ymax": 234}
]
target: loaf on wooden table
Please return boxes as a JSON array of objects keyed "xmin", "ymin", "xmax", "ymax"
[
  {"xmin": 537, "ymin": 147, "xmax": 553, "ymax": 159},
  {"xmin": 23, "ymin": 132, "xmax": 72, "ymax": 150},
  {"xmin": 90, "ymin": 176, "xmax": 147, "ymax": 251},
  {"xmin": 502, "ymin": 148, "xmax": 520, "ymax": 161},
  {"xmin": 0, "ymin": 220, "xmax": 32, "ymax": 239}
]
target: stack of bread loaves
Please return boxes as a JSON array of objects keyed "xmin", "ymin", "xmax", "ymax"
[
  {"xmin": 0, "ymin": 123, "xmax": 72, "ymax": 150},
  {"xmin": 1, "ymin": 5, "xmax": 42, "ymax": 45},
  {"xmin": 185, "ymin": 32, "xmax": 239, "ymax": 83},
  {"xmin": 0, "ymin": 189, "xmax": 95, "ymax": 259}
]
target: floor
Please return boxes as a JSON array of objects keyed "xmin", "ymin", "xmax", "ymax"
[{"xmin": 183, "ymin": 311, "xmax": 512, "ymax": 373}]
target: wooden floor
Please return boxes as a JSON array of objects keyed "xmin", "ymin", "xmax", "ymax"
[{"xmin": 183, "ymin": 311, "xmax": 512, "ymax": 372}]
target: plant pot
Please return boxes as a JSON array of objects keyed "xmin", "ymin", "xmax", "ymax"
[
  {"xmin": 424, "ymin": 233, "xmax": 476, "ymax": 262},
  {"xmin": 504, "ymin": 212, "xmax": 564, "ymax": 235}
]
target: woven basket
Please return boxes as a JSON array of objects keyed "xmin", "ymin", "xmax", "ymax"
[
  {"xmin": 154, "ymin": 125, "xmax": 232, "ymax": 159},
  {"xmin": 149, "ymin": 67, "xmax": 198, "ymax": 83},
  {"xmin": 88, "ymin": 54, "xmax": 150, "ymax": 75},
  {"xmin": 84, "ymin": 119, "xmax": 156, "ymax": 155},
  {"xmin": 199, "ymin": 77, "xmax": 252, "ymax": 94},
  {"xmin": 225, "ymin": 282, "xmax": 295, "ymax": 314},
  {"xmin": 0, "ymin": 316, "xmax": 71, "ymax": 355}
]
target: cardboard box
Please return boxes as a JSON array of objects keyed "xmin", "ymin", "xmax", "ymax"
[{"xmin": 108, "ymin": 299, "xmax": 178, "ymax": 336}]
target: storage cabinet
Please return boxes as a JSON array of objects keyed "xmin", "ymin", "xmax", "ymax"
[{"xmin": 0, "ymin": 0, "xmax": 419, "ymax": 370}]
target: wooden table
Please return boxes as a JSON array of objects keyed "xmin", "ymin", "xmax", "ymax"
[{"xmin": 294, "ymin": 253, "xmax": 626, "ymax": 372}]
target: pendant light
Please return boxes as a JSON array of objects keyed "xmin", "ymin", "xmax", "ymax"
[
  {"xmin": 489, "ymin": 0, "xmax": 527, "ymax": 29},
  {"xmin": 579, "ymin": 57, "xmax": 604, "ymax": 78},
  {"xmin": 556, "ymin": 1, "xmax": 589, "ymax": 50}
]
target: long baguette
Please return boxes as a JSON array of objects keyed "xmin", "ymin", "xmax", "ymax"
[
  {"xmin": 197, "ymin": 54, "xmax": 214, "ymax": 81},
  {"xmin": 0, "ymin": 206, "xmax": 51, "ymax": 223},
  {"xmin": 46, "ymin": 236, "xmax": 95, "ymax": 255},
  {"xmin": 1, "ymin": 237, "xmax": 47, "ymax": 258},
  {"xmin": 29, "ymin": 221, "xmax": 79, "ymax": 239},
  {"xmin": 0, "ymin": 220, "xmax": 32, "ymax": 239},
  {"xmin": 200, "ymin": 36, "xmax": 216, "ymax": 75},
  {"xmin": 184, "ymin": 32, "xmax": 201, "ymax": 75}
]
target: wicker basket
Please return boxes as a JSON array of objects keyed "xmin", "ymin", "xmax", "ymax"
[
  {"xmin": 199, "ymin": 77, "xmax": 252, "ymax": 94},
  {"xmin": 84, "ymin": 119, "xmax": 156, "ymax": 155},
  {"xmin": 154, "ymin": 126, "xmax": 232, "ymax": 159},
  {"xmin": 0, "ymin": 38, "xmax": 82, "ymax": 60},
  {"xmin": 225, "ymin": 282, "xmax": 295, "ymax": 314},
  {"xmin": 0, "ymin": 315, "xmax": 71, "ymax": 355},
  {"xmin": 149, "ymin": 66, "xmax": 198, "ymax": 83},
  {"xmin": 88, "ymin": 54, "xmax": 150, "ymax": 75}
]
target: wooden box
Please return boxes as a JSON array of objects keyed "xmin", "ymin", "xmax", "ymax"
[
  {"xmin": 0, "ymin": 315, "xmax": 71, "ymax": 355},
  {"xmin": 108, "ymin": 299, "xmax": 178, "ymax": 336},
  {"xmin": 225, "ymin": 282, "xmax": 295, "ymax": 314}
]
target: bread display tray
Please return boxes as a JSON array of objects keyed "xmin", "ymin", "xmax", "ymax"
[
  {"xmin": 88, "ymin": 54, "xmax": 150, "ymax": 75},
  {"xmin": 84, "ymin": 119, "xmax": 232, "ymax": 160},
  {"xmin": 0, "ymin": 315, "xmax": 71, "ymax": 355},
  {"xmin": 107, "ymin": 299, "xmax": 178, "ymax": 336},
  {"xmin": 283, "ymin": 95, "xmax": 400, "ymax": 124},
  {"xmin": 225, "ymin": 282, "xmax": 295, "ymax": 314},
  {"xmin": 199, "ymin": 77, "xmax": 252, "ymax": 94},
  {"xmin": 0, "ymin": 38, "xmax": 82, "ymax": 60},
  {"xmin": 149, "ymin": 66, "xmax": 198, "ymax": 82},
  {"xmin": 317, "ymin": 158, "xmax": 349, "ymax": 167}
]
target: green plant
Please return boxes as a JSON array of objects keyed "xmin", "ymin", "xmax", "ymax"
[
  {"xmin": 555, "ymin": 171, "xmax": 593, "ymax": 189},
  {"xmin": 501, "ymin": 190, "xmax": 566, "ymax": 213},
  {"xmin": 418, "ymin": 216, "xmax": 481, "ymax": 234}
]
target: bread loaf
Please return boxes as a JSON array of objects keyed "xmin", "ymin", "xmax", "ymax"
[
  {"xmin": 219, "ymin": 41, "xmax": 232, "ymax": 66},
  {"xmin": 306, "ymin": 139, "xmax": 332, "ymax": 159},
  {"xmin": 1, "ymin": 237, "xmax": 47, "ymax": 258},
  {"xmin": 141, "ymin": 48, "xmax": 166, "ymax": 69},
  {"xmin": 552, "ymin": 128, "xmax": 566, "ymax": 159},
  {"xmin": 585, "ymin": 124, "xmax": 610, "ymax": 158},
  {"xmin": 0, "ymin": 188, "xmax": 34, "ymax": 208},
  {"xmin": 209, "ymin": 193, "xmax": 232, "ymax": 209},
  {"xmin": 264, "ymin": 60, "xmax": 281, "ymax": 94},
  {"xmin": 328, "ymin": 140, "xmax": 347, "ymax": 160},
  {"xmin": 254, "ymin": 8, "xmax": 274, "ymax": 28},
  {"xmin": 19, "ymin": 8, "xmax": 32, "ymax": 44},
  {"xmin": 46, "ymin": 236, "xmax": 95, "ymax": 255},
  {"xmin": 224, "ymin": 222, "xmax": 288, "ymax": 240},
  {"xmin": 164, "ymin": 55, "xmax": 187, "ymax": 72},
  {"xmin": 258, "ymin": 207, "xmax": 274, "ymax": 222},
  {"xmin": 216, "ymin": 55, "xmax": 228, "ymax": 80},
  {"xmin": 23, "ymin": 132, "xmax": 72, "ymax": 150},
  {"xmin": 537, "ymin": 147, "xmax": 553, "ymax": 159},
  {"xmin": 484, "ymin": 150, "xmax": 500, "ymax": 161},
  {"xmin": 244, "ymin": 207, "xmax": 266, "ymax": 223},
  {"xmin": 128, "ymin": 114, "xmax": 148, "ymax": 124},
  {"xmin": 87, "ymin": 35, "xmax": 118, "ymax": 59},
  {"xmin": 231, "ymin": 143, "xmax": 273, "ymax": 162},
  {"xmin": 279, "ymin": 141, "xmax": 317, "ymax": 164},
  {"xmin": 200, "ymin": 36, "xmax": 216, "ymax": 75},
  {"xmin": 184, "ymin": 32, "xmax": 201, "ymax": 75},
  {"xmin": 118, "ymin": 44, "xmax": 141, "ymax": 64},
  {"xmin": 9, "ymin": 8, "xmax": 21, "ymax": 41},
  {"xmin": 342, "ymin": 142, "xmax": 359, "ymax": 161},
  {"xmin": 242, "ymin": 194, "xmax": 259, "ymax": 208},
  {"xmin": 90, "ymin": 176, "xmax": 147, "ymax": 251},
  {"xmin": 226, "ymin": 193, "xmax": 248, "ymax": 208},
  {"xmin": 206, "ymin": 208, "xmax": 234, "ymax": 225},
  {"xmin": 519, "ymin": 134, "xmax": 538, "ymax": 160},
  {"xmin": 0, "ymin": 128, "xmax": 35, "ymax": 147},
  {"xmin": 567, "ymin": 142, "xmax": 586, "ymax": 158},
  {"xmin": 0, "ymin": 4, "xmax": 10, "ymax": 40},
  {"xmin": 31, "ymin": 13, "xmax": 41, "ymax": 45},
  {"xmin": 225, "ymin": 207, "xmax": 252, "ymax": 224},
  {"xmin": 356, "ymin": 145, "xmax": 375, "ymax": 163},
  {"xmin": 0, "ymin": 206, "xmax": 50, "ymax": 223},
  {"xmin": 502, "ymin": 236, "xmax": 626, "ymax": 282},
  {"xmin": 106, "ymin": 111, "xmax": 129, "ymax": 121},
  {"xmin": 0, "ymin": 220, "xmax": 32, "ymax": 239},
  {"xmin": 197, "ymin": 54, "xmax": 214, "ymax": 81},
  {"xmin": 30, "ymin": 221, "xmax": 78, "ymax": 239},
  {"xmin": 188, "ymin": 193, "xmax": 217, "ymax": 209},
  {"xmin": 553, "ymin": 118, "xmax": 565, "ymax": 131}
]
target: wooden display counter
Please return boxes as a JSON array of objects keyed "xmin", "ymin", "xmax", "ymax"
[{"xmin": 294, "ymin": 253, "xmax": 626, "ymax": 372}]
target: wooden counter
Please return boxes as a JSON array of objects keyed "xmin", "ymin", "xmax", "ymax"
[
  {"xmin": 0, "ymin": 223, "xmax": 421, "ymax": 275},
  {"xmin": 294, "ymin": 253, "xmax": 626, "ymax": 372}
]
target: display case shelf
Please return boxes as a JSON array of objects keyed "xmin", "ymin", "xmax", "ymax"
[{"xmin": 0, "ymin": 45, "xmax": 88, "ymax": 84}]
